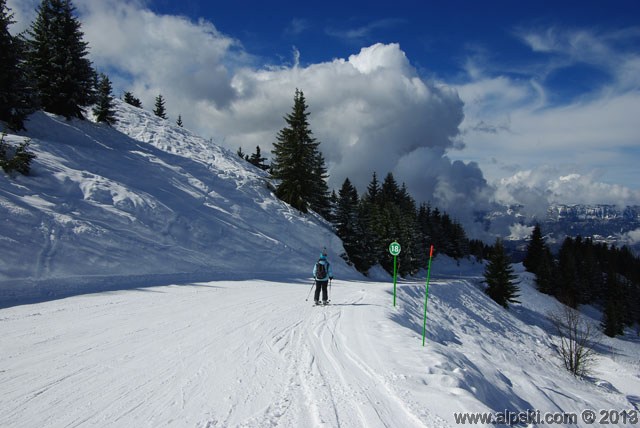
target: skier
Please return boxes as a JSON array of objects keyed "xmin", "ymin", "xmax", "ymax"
[{"xmin": 313, "ymin": 250, "xmax": 333, "ymax": 305}]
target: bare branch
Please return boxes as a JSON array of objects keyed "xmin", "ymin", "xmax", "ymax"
[{"xmin": 548, "ymin": 304, "xmax": 599, "ymax": 377}]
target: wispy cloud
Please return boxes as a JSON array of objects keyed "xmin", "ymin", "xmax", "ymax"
[
  {"xmin": 284, "ymin": 18, "xmax": 311, "ymax": 36},
  {"xmin": 325, "ymin": 18, "xmax": 406, "ymax": 44},
  {"xmin": 515, "ymin": 25, "xmax": 640, "ymax": 90},
  {"xmin": 454, "ymin": 25, "xmax": 640, "ymax": 212}
]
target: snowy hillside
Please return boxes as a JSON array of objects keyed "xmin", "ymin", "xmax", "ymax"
[
  {"xmin": 0, "ymin": 101, "xmax": 354, "ymax": 305},
  {"xmin": 1, "ymin": 259, "xmax": 638, "ymax": 427},
  {"xmin": 2, "ymin": 103, "xmax": 639, "ymax": 427}
]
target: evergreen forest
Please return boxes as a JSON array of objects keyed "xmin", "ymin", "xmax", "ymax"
[{"xmin": 524, "ymin": 224, "xmax": 640, "ymax": 337}]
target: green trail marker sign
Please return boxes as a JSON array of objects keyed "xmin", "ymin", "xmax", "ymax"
[
  {"xmin": 389, "ymin": 241, "xmax": 401, "ymax": 306},
  {"xmin": 389, "ymin": 242, "xmax": 401, "ymax": 256}
]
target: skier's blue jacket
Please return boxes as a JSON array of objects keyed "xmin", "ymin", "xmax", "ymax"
[{"xmin": 313, "ymin": 254, "xmax": 333, "ymax": 281}]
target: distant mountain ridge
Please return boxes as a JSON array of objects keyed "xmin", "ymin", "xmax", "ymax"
[
  {"xmin": 547, "ymin": 204, "xmax": 640, "ymax": 222},
  {"xmin": 499, "ymin": 203, "xmax": 640, "ymax": 256}
]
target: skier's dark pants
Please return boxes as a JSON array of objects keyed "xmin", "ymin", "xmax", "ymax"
[{"xmin": 314, "ymin": 280, "xmax": 328, "ymax": 302}]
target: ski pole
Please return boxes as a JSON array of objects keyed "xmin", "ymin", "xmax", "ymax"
[{"xmin": 305, "ymin": 279, "xmax": 315, "ymax": 301}]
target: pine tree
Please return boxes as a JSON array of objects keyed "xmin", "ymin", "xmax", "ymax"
[
  {"xmin": 484, "ymin": 239, "xmax": 520, "ymax": 309},
  {"xmin": 0, "ymin": 0, "xmax": 33, "ymax": 130},
  {"xmin": 535, "ymin": 247, "xmax": 557, "ymax": 295},
  {"xmin": 26, "ymin": 0, "xmax": 96, "ymax": 119},
  {"xmin": 1, "ymin": 133, "xmax": 36, "ymax": 175},
  {"xmin": 365, "ymin": 172, "xmax": 381, "ymax": 205},
  {"xmin": 271, "ymin": 89, "xmax": 329, "ymax": 215},
  {"xmin": 123, "ymin": 91, "xmax": 142, "ymax": 108},
  {"xmin": 153, "ymin": 94, "xmax": 167, "ymax": 119},
  {"xmin": 360, "ymin": 172, "xmax": 385, "ymax": 270},
  {"xmin": 248, "ymin": 146, "xmax": 269, "ymax": 171},
  {"xmin": 602, "ymin": 270, "xmax": 625, "ymax": 337},
  {"xmin": 523, "ymin": 224, "xmax": 557, "ymax": 295},
  {"xmin": 557, "ymin": 238, "xmax": 580, "ymax": 308},
  {"xmin": 380, "ymin": 172, "xmax": 400, "ymax": 205},
  {"xmin": 397, "ymin": 182, "xmax": 420, "ymax": 275},
  {"xmin": 417, "ymin": 203, "xmax": 433, "ymax": 266},
  {"xmin": 523, "ymin": 223, "xmax": 545, "ymax": 274},
  {"xmin": 92, "ymin": 73, "xmax": 116, "ymax": 125},
  {"xmin": 176, "ymin": 114, "xmax": 183, "ymax": 127},
  {"xmin": 335, "ymin": 178, "xmax": 360, "ymax": 256},
  {"xmin": 309, "ymin": 150, "xmax": 331, "ymax": 218}
]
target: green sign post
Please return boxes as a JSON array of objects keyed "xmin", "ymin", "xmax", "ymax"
[{"xmin": 389, "ymin": 241, "xmax": 401, "ymax": 306}]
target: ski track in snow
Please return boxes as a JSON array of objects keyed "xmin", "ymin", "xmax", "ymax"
[
  {"xmin": 0, "ymin": 280, "xmax": 449, "ymax": 428},
  {"xmin": 2, "ymin": 270, "xmax": 639, "ymax": 427}
]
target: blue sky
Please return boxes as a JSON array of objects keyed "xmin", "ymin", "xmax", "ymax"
[
  {"xmin": 8, "ymin": 0, "xmax": 640, "ymax": 224},
  {"xmin": 150, "ymin": 0, "xmax": 636, "ymax": 84}
]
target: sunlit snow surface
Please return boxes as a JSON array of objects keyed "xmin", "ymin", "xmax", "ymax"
[
  {"xmin": 1, "ymin": 104, "xmax": 638, "ymax": 427},
  {"xmin": 1, "ymin": 263, "xmax": 639, "ymax": 427}
]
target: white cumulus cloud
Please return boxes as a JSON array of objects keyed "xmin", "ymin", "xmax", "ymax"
[{"xmin": 495, "ymin": 167, "xmax": 640, "ymax": 219}]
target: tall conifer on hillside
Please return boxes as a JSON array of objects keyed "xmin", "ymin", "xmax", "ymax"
[
  {"xmin": 557, "ymin": 238, "xmax": 579, "ymax": 308},
  {"xmin": 602, "ymin": 270, "xmax": 626, "ymax": 337},
  {"xmin": 0, "ymin": 0, "xmax": 33, "ymax": 130},
  {"xmin": 123, "ymin": 91, "xmax": 142, "ymax": 108},
  {"xmin": 524, "ymin": 223, "xmax": 557, "ymax": 294},
  {"xmin": 359, "ymin": 172, "xmax": 385, "ymax": 269},
  {"xmin": 93, "ymin": 73, "xmax": 116, "ymax": 125},
  {"xmin": 271, "ymin": 89, "xmax": 330, "ymax": 216},
  {"xmin": 153, "ymin": 94, "xmax": 167, "ymax": 119},
  {"xmin": 26, "ymin": 0, "xmax": 96, "ymax": 119},
  {"xmin": 309, "ymin": 150, "xmax": 331, "ymax": 218},
  {"xmin": 523, "ymin": 223, "xmax": 545, "ymax": 273},
  {"xmin": 334, "ymin": 178, "xmax": 362, "ymax": 267},
  {"xmin": 484, "ymin": 239, "xmax": 520, "ymax": 309},
  {"xmin": 248, "ymin": 146, "xmax": 269, "ymax": 171}
]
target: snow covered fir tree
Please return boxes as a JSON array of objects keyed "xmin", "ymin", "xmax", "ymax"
[
  {"xmin": 271, "ymin": 89, "xmax": 330, "ymax": 217},
  {"xmin": 123, "ymin": 91, "xmax": 142, "ymax": 108},
  {"xmin": 237, "ymin": 146, "xmax": 270, "ymax": 171},
  {"xmin": 483, "ymin": 238, "xmax": 520, "ymax": 309},
  {"xmin": 0, "ymin": 0, "xmax": 35, "ymax": 173},
  {"xmin": 92, "ymin": 73, "xmax": 117, "ymax": 125},
  {"xmin": 25, "ymin": 0, "xmax": 96, "ymax": 119},
  {"xmin": 0, "ymin": 0, "xmax": 33, "ymax": 131},
  {"xmin": 153, "ymin": 94, "xmax": 167, "ymax": 119}
]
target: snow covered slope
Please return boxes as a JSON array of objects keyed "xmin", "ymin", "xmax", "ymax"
[
  {"xmin": 0, "ymin": 101, "xmax": 352, "ymax": 305},
  {"xmin": 2, "ymin": 104, "xmax": 638, "ymax": 428},
  {"xmin": 1, "ymin": 260, "xmax": 638, "ymax": 427}
]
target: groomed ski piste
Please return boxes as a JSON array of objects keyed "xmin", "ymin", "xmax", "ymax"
[
  {"xmin": 2, "ymin": 265, "xmax": 640, "ymax": 427},
  {"xmin": 1, "ymin": 101, "xmax": 639, "ymax": 427}
]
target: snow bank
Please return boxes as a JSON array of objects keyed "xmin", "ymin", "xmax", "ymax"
[{"xmin": 0, "ymin": 102, "xmax": 357, "ymax": 305}]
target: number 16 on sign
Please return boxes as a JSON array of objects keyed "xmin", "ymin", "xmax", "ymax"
[{"xmin": 389, "ymin": 242, "xmax": 401, "ymax": 306}]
